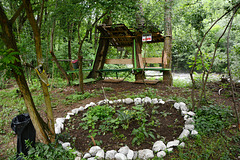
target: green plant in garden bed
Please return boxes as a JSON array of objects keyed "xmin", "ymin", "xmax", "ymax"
[
  {"xmin": 131, "ymin": 124, "xmax": 156, "ymax": 146},
  {"xmin": 76, "ymin": 103, "xmax": 172, "ymax": 147}
]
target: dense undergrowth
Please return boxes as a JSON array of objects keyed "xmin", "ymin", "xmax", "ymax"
[{"xmin": 1, "ymin": 76, "xmax": 239, "ymax": 160}]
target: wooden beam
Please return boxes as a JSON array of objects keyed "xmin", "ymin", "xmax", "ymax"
[
  {"xmin": 105, "ymin": 59, "xmax": 132, "ymax": 64},
  {"xmin": 138, "ymin": 54, "xmax": 144, "ymax": 68},
  {"xmin": 143, "ymin": 57, "xmax": 162, "ymax": 64}
]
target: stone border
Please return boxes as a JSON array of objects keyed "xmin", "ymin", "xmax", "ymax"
[{"xmin": 55, "ymin": 97, "xmax": 198, "ymax": 160}]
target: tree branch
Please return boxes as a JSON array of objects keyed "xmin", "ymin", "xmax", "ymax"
[
  {"xmin": 38, "ymin": 0, "xmax": 45, "ymax": 29},
  {"xmin": 0, "ymin": 4, "xmax": 9, "ymax": 25},
  {"xmin": 190, "ymin": 2, "xmax": 240, "ymax": 109},
  {"xmin": 226, "ymin": 8, "xmax": 240, "ymax": 131},
  {"xmin": 10, "ymin": 3, "xmax": 24, "ymax": 24}
]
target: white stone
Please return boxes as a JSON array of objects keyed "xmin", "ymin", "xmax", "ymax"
[
  {"xmin": 167, "ymin": 140, "xmax": 180, "ymax": 148},
  {"xmin": 167, "ymin": 148, "xmax": 173, "ymax": 152},
  {"xmin": 184, "ymin": 115, "xmax": 189, "ymax": 121},
  {"xmin": 115, "ymin": 153, "xmax": 127, "ymax": 160},
  {"xmin": 179, "ymin": 142, "xmax": 185, "ymax": 147},
  {"xmin": 62, "ymin": 142, "xmax": 71, "ymax": 150},
  {"xmin": 104, "ymin": 99, "xmax": 109, "ymax": 104},
  {"xmin": 181, "ymin": 111, "xmax": 188, "ymax": 116},
  {"xmin": 66, "ymin": 112, "xmax": 74, "ymax": 119},
  {"xmin": 78, "ymin": 106, "xmax": 85, "ymax": 111},
  {"xmin": 72, "ymin": 151, "xmax": 82, "ymax": 157},
  {"xmin": 56, "ymin": 118, "xmax": 65, "ymax": 124},
  {"xmin": 191, "ymin": 130, "xmax": 198, "ymax": 135},
  {"xmin": 109, "ymin": 100, "xmax": 114, "ymax": 105},
  {"xmin": 97, "ymin": 100, "xmax": 105, "ymax": 106},
  {"xmin": 65, "ymin": 115, "xmax": 70, "ymax": 119},
  {"xmin": 89, "ymin": 102, "xmax": 96, "ymax": 107},
  {"xmin": 117, "ymin": 99, "xmax": 122, "ymax": 103},
  {"xmin": 174, "ymin": 103, "xmax": 180, "ymax": 110},
  {"xmin": 179, "ymin": 102, "xmax": 188, "ymax": 111},
  {"xmin": 88, "ymin": 157, "xmax": 97, "ymax": 160},
  {"xmin": 83, "ymin": 153, "xmax": 91, "ymax": 159},
  {"xmin": 124, "ymin": 98, "xmax": 134, "ymax": 104},
  {"xmin": 178, "ymin": 129, "xmax": 190, "ymax": 139},
  {"xmin": 142, "ymin": 97, "xmax": 152, "ymax": 104},
  {"xmin": 157, "ymin": 151, "xmax": 166, "ymax": 158},
  {"xmin": 187, "ymin": 111, "xmax": 196, "ymax": 117},
  {"xmin": 134, "ymin": 98, "xmax": 142, "ymax": 105},
  {"xmin": 96, "ymin": 149, "xmax": 104, "ymax": 159},
  {"xmin": 113, "ymin": 100, "xmax": 119, "ymax": 104},
  {"xmin": 75, "ymin": 157, "xmax": 81, "ymax": 160},
  {"xmin": 54, "ymin": 123, "xmax": 62, "ymax": 134},
  {"xmin": 185, "ymin": 118, "xmax": 195, "ymax": 125},
  {"xmin": 72, "ymin": 108, "xmax": 80, "ymax": 114},
  {"xmin": 118, "ymin": 146, "xmax": 129, "ymax": 156},
  {"xmin": 166, "ymin": 99, "xmax": 176, "ymax": 103},
  {"xmin": 113, "ymin": 99, "xmax": 122, "ymax": 104},
  {"xmin": 133, "ymin": 151, "xmax": 138, "ymax": 160},
  {"xmin": 185, "ymin": 124, "xmax": 194, "ymax": 130},
  {"xmin": 127, "ymin": 149, "xmax": 134, "ymax": 160},
  {"xmin": 152, "ymin": 140, "xmax": 166, "ymax": 152},
  {"xmin": 89, "ymin": 146, "xmax": 101, "ymax": 156},
  {"xmin": 105, "ymin": 150, "xmax": 117, "ymax": 160},
  {"xmin": 138, "ymin": 149, "xmax": 154, "ymax": 160},
  {"xmin": 159, "ymin": 100, "xmax": 165, "ymax": 104},
  {"xmin": 85, "ymin": 102, "xmax": 96, "ymax": 109},
  {"xmin": 152, "ymin": 98, "xmax": 158, "ymax": 104}
]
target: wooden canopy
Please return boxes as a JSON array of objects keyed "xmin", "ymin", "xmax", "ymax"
[{"xmin": 97, "ymin": 24, "xmax": 165, "ymax": 47}]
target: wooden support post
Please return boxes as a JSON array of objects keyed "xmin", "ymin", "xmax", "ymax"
[{"xmin": 133, "ymin": 34, "xmax": 145, "ymax": 81}]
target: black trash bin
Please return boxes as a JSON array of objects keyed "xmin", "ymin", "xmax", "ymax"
[{"xmin": 11, "ymin": 113, "xmax": 36, "ymax": 159}]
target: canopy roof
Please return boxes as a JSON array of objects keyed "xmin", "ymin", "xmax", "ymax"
[{"xmin": 97, "ymin": 24, "xmax": 164, "ymax": 47}]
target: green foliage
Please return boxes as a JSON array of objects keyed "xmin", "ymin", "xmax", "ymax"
[
  {"xmin": 195, "ymin": 105, "xmax": 233, "ymax": 135},
  {"xmin": 131, "ymin": 124, "xmax": 155, "ymax": 146},
  {"xmin": 80, "ymin": 105, "xmax": 115, "ymax": 133},
  {"xmin": 174, "ymin": 133, "xmax": 240, "ymax": 159},
  {"xmin": 17, "ymin": 141, "xmax": 76, "ymax": 160},
  {"xmin": 0, "ymin": 49, "xmax": 21, "ymax": 75},
  {"xmin": 230, "ymin": 44, "xmax": 240, "ymax": 79},
  {"xmin": 65, "ymin": 91, "xmax": 96, "ymax": 104},
  {"xmin": 78, "ymin": 103, "xmax": 162, "ymax": 147}
]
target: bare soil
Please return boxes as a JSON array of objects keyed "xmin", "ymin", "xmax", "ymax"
[{"xmin": 51, "ymin": 80, "xmax": 239, "ymax": 154}]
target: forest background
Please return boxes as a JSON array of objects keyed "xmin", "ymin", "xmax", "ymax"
[{"xmin": 1, "ymin": 0, "xmax": 240, "ymax": 82}]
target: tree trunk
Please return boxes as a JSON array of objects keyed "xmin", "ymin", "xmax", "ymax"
[
  {"xmin": 133, "ymin": 34, "xmax": 145, "ymax": 81},
  {"xmin": 68, "ymin": 23, "xmax": 75, "ymax": 80},
  {"xmin": 0, "ymin": 4, "xmax": 51, "ymax": 144},
  {"xmin": 87, "ymin": 16, "xmax": 112, "ymax": 79},
  {"xmin": 163, "ymin": 0, "xmax": 173, "ymax": 86},
  {"xmin": 87, "ymin": 36, "xmax": 109, "ymax": 78},
  {"xmin": 23, "ymin": 0, "xmax": 55, "ymax": 142}
]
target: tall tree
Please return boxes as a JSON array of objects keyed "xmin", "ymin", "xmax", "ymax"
[
  {"xmin": 0, "ymin": 1, "xmax": 54, "ymax": 144},
  {"xmin": 163, "ymin": 0, "xmax": 173, "ymax": 86},
  {"xmin": 22, "ymin": 0, "xmax": 55, "ymax": 142}
]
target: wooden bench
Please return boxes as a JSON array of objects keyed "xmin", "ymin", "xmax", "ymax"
[
  {"xmin": 99, "ymin": 57, "xmax": 170, "ymax": 79},
  {"xmin": 66, "ymin": 68, "xmax": 92, "ymax": 74}
]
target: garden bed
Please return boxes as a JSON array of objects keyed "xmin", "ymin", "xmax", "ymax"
[{"xmin": 59, "ymin": 99, "xmax": 185, "ymax": 153}]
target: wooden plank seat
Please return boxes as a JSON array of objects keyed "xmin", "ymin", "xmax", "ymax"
[
  {"xmin": 66, "ymin": 68, "xmax": 92, "ymax": 74},
  {"xmin": 134, "ymin": 67, "xmax": 171, "ymax": 71},
  {"xmin": 99, "ymin": 57, "xmax": 170, "ymax": 79},
  {"xmin": 98, "ymin": 68, "xmax": 133, "ymax": 79}
]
